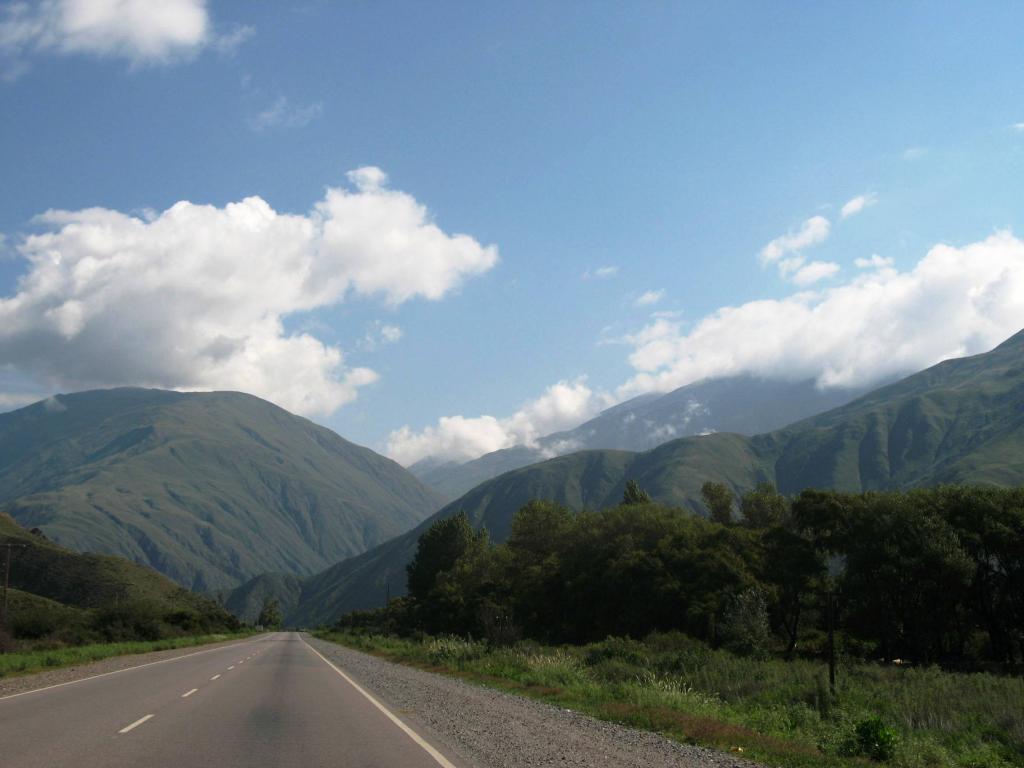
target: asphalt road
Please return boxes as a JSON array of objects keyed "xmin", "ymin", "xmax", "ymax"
[{"xmin": 0, "ymin": 632, "xmax": 464, "ymax": 768}]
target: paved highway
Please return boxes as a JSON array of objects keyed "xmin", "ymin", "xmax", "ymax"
[{"xmin": 0, "ymin": 632, "xmax": 464, "ymax": 768}]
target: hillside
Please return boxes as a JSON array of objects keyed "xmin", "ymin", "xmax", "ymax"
[
  {"xmin": 411, "ymin": 376, "xmax": 859, "ymax": 498},
  {"xmin": 287, "ymin": 330, "xmax": 1024, "ymax": 625},
  {"xmin": 0, "ymin": 513, "xmax": 232, "ymax": 626},
  {"xmin": 0, "ymin": 389, "xmax": 445, "ymax": 591}
]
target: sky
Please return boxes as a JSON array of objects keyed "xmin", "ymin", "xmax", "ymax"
[{"xmin": 2, "ymin": 1, "xmax": 1024, "ymax": 466}]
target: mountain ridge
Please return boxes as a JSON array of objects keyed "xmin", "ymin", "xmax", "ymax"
[
  {"xmin": 0, "ymin": 388, "xmax": 445, "ymax": 592},
  {"xmin": 284, "ymin": 330, "xmax": 1024, "ymax": 625}
]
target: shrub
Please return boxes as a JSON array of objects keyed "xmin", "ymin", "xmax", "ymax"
[
  {"xmin": 425, "ymin": 636, "xmax": 486, "ymax": 665},
  {"xmin": 840, "ymin": 716, "xmax": 899, "ymax": 762},
  {"xmin": 583, "ymin": 636, "xmax": 649, "ymax": 667}
]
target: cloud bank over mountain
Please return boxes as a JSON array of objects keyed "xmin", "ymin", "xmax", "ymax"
[{"xmin": 387, "ymin": 230, "xmax": 1024, "ymax": 465}]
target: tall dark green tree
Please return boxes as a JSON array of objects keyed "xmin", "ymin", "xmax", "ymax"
[
  {"xmin": 257, "ymin": 597, "xmax": 283, "ymax": 629},
  {"xmin": 406, "ymin": 512, "xmax": 477, "ymax": 601},
  {"xmin": 741, "ymin": 483, "xmax": 788, "ymax": 529},
  {"xmin": 701, "ymin": 481, "xmax": 735, "ymax": 525},
  {"xmin": 622, "ymin": 479, "xmax": 652, "ymax": 505}
]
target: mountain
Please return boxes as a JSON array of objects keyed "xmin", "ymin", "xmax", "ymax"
[
  {"xmin": 0, "ymin": 512, "xmax": 233, "ymax": 627},
  {"xmin": 287, "ymin": 330, "xmax": 1024, "ymax": 625},
  {"xmin": 411, "ymin": 377, "xmax": 860, "ymax": 499},
  {"xmin": 0, "ymin": 389, "xmax": 445, "ymax": 592}
]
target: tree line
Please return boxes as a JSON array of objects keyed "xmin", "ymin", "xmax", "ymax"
[{"xmin": 338, "ymin": 483, "xmax": 1024, "ymax": 671}]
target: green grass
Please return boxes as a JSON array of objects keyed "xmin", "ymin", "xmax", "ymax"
[
  {"xmin": 0, "ymin": 632, "xmax": 255, "ymax": 680},
  {"xmin": 315, "ymin": 631, "xmax": 1024, "ymax": 768}
]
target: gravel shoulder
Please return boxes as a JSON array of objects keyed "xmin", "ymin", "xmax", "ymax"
[
  {"xmin": 0, "ymin": 635, "xmax": 260, "ymax": 700},
  {"xmin": 306, "ymin": 634, "xmax": 760, "ymax": 768}
]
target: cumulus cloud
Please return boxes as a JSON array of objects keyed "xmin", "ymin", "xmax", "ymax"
[
  {"xmin": 791, "ymin": 260, "xmax": 840, "ymax": 286},
  {"xmin": 0, "ymin": 167, "xmax": 497, "ymax": 416},
  {"xmin": 635, "ymin": 290, "xmax": 664, "ymax": 306},
  {"xmin": 249, "ymin": 96, "xmax": 322, "ymax": 131},
  {"xmin": 582, "ymin": 265, "xmax": 618, "ymax": 280},
  {"xmin": 0, "ymin": 0, "xmax": 224, "ymax": 76},
  {"xmin": 760, "ymin": 216, "xmax": 830, "ymax": 265},
  {"xmin": 386, "ymin": 379, "xmax": 606, "ymax": 465},
  {"xmin": 840, "ymin": 193, "xmax": 877, "ymax": 219},
  {"xmin": 619, "ymin": 231, "xmax": 1024, "ymax": 396},
  {"xmin": 854, "ymin": 254, "xmax": 894, "ymax": 271}
]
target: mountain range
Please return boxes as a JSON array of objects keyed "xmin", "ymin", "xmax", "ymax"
[
  {"xmin": 0, "ymin": 389, "xmax": 444, "ymax": 592},
  {"xmin": 282, "ymin": 329, "xmax": 1024, "ymax": 625},
  {"xmin": 411, "ymin": 376, "xmax": 861, "ymax": 499}
]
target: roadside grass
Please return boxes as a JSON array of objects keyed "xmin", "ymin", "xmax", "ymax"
[
  {"xmin": 315, "ymin": 630, "xmax": 1024, "ymax": 768},
  {"xmin": 0, "ymin": 632, "xmax": 255, "ymax": 680}
]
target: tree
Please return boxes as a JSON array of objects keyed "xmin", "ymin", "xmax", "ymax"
[
  {"xmin": 701, "ymin": 481, "xmax": 734, "ymax": 525},
  {"xmin": 741, "ymin": 483, "xmax": 788, "ymax": 529},
  {"xmin": 622, "ymin": 479, "xmax": 652, "ymax": 505},
  {"xmin": 257, "ymin": 598, "xmax": 282, "ymax": 629},
  {"xmin": 406, "ymin": 512, "xmax": 477, "ymax": 601}
]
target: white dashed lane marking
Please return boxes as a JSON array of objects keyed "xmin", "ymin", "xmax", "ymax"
[
  {"xmin": 118, "ymin": 714, "xmax": 154, "ymax": 734},
  {"xmin": 181, "ymin": 688, "xmax": 198, "ymax": 698}
]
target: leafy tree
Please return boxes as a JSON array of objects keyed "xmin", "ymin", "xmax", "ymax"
[
  {"xmin": 701, "ymin": 481, "xmax": 734, "ymax": 525},
  {"xmin": 406, "ymin": 512, "xmax": 477, "ymax": 601},
  {"xmin": 719, "ymin": 587, "xmax": 772, "ymax": 658},
  {"xmin": 741, "ymin": 483, "xmax": 788, "ymax": 529},
  {"xmin": 622, "ymin": 479, "xmax": 652, "ymax": 505},
  {"xmin": 257, "ymin": 598, "xmax": 283, "ymax": 629}
]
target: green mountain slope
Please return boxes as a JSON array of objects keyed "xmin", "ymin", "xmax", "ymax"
[
  {"xmin": 0, "ymin": 389, "xmax": 445, "ymax": 591},
  {"xmin": 0, "ymin": 513, "xmax": 231, "ymax": 622},
  {"xmin": 287, "ymin": 330, "xmax": 1024, "ymax": 625}
]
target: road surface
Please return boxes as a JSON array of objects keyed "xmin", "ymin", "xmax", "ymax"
[{"xmin": 0, "ymin": 632, "xmax": 464, "ymax": 768}]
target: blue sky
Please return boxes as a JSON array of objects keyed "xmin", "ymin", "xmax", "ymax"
[{"xmin": 2, "ymin": 1, "xmax": 1024, "ymax": 464}]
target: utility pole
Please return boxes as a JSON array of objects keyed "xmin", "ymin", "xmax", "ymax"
[{"xmin": 1, "ymin": 543, "xmax": 29, "ymax": 628}]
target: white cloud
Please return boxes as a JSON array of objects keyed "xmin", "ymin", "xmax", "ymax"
[
  {"xmin": 854, "ymin": 254, "xmax": 894, "ymax": 270},
  {"xmin": 380, "ymin": 324, "xmax": 402, "ymax": 343},
  {"xmin": 249, "ymin": 96, "xmax": 322, "ymax": 131},
  {"xmin": 360, "ymin": 321, "xmax": 403, "ymax": 350},
  {"xmin": 0, "ymin": 167, "xmax": 497, "ymax": 416},
  {"xmin": 619, "ymin": 231, "xmax": 1024, "ymax": 396},
  {"xmin": 386, "ymin": 379, "xmax": 606, "ymax": 465},
  {"xmin": 792, "ymin": 260, "xmax": 840, "ymax": 286},
  {"xmin": 1012, "ymin": 123, "xmax": 1024, "ymax": 132},
  {"xmin": 902, "ymin": 147, "xmax": 928, "ymax": 160},
  {"xmin": 0, "ymin": 0, "xmax": 220, "ymax": 75},
  {"xmin": 635, "ymin": 290, "xmax": 664, "ymax": 306},
  {"xmin": 582, "ymin": 265, "xmax": 618, "ymax": 280},
  {"xmin": 840, "ymin": 193, "xmax": 877, "ymax": 219},
  {"xmin": 760, "ymin": 216, "xmax": 830, "ymax": 264}
]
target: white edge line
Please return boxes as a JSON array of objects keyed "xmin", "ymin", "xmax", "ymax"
[
  {"xmin": 118, "ymin": 714, "xmax": 154, "ymax": 734},
  {"xmin": 181, "ymin": 688, "xmax": 198, "ymax": 698},
  {"xmin": 300, "ymin": 636, "xmax": 458, "ymax": 768},
  {"xmin": 0, "ymin": 635, "xmax": 269, "ymax": 702}
]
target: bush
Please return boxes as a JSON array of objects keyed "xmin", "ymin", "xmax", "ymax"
[
  {"xmin": 645, "ymin": 631, "xmax": 711, "ymax": 673},
  {"xmin": 839, "ymin": 716, "xmax": 899, "ymax": 762},
  {"xmin": 425, "ymin": 636, "xmax": 487, "ymax": 665},
  {"xmin": 583, "ymin": 636, "xmax": 649, "ymax": 667}
]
